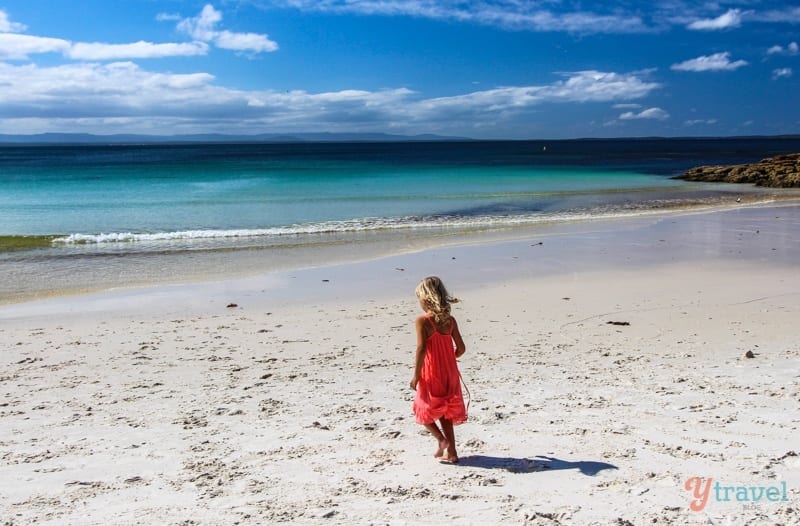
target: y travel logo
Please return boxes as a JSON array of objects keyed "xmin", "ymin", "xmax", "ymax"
[{"xmin": 685, "ymin": 476, "xmax": 790, "ymax": 512}]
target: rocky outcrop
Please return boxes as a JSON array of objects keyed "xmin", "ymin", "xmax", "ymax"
[{"xmin": 677, "ymin": 153, "xmax": 800, "ymax": 188}]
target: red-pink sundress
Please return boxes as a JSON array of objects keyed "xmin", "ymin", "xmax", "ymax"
[{"xmin": 413, "ymin": 316, "xmax": 467, "ymax": 425}]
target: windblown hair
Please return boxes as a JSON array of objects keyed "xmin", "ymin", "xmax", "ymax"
[{"xmin": 415, "ymin": 276, "xmax": 460, "ymax": 324}]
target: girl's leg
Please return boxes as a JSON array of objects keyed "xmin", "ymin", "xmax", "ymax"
[
  {"xmin": 423, "ymin": 422, "xmax": 449, "ymax": 458},
  {"xmin": 439, "ymin": 418, "xmax": 458, "ymax": 462}
]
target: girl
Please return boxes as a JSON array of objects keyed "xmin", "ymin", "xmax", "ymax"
[{"xmin": 409, "ymin": 276, "xmax": 467, "ymax": 463}]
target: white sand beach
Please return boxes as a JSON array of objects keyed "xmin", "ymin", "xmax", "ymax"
[{"xmin": 1, "ymin": 202, "xmax": 799, "ymax": 525}]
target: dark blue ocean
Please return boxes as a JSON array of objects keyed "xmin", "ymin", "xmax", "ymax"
[{"xmin": 1, "ymin": 137, "xmax": 799, "ymax": 300}]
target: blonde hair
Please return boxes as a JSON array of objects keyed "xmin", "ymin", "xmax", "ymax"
[{"xmin": 415, "ymin": 276, "xmax": 459, "ymax": 324}]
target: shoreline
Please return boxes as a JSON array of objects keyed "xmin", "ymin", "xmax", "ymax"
[{"xmin": 2, "ymin": 194, "xmax": 799, "ymax": 309}]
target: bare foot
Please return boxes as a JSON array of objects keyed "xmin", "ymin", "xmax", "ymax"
[
  {"xmin": 434, "ymin": 438, "xmax": 450, "ymax": 458},
  {"xmin": 439, "ymin": 455, "xmax": 459, "ymax": 464}
]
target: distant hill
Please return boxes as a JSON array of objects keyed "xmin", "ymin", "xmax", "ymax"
[
  {"xmin": 3, "ymin": 132, "xmax": 799, "ymax": 145},
  {"xmin": 0, "ymin": 132, "xmax": 473, "ymax": 144}
]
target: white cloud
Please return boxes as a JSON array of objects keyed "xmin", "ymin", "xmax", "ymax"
[
  {"xmin": 685, "ymin": 118, "xmax": 718, "ymax": 126},
  {"xmin": 473, "ymin": 8, "xmax": 647, "ymax": 34},
  {"xmin": 773, "ymin": 68, "xmax": 793, "ymax": 79},
  {"xmin": 619, "ymin": 107, "xmax": 669, "ymax": 120},
  {"xmin": 409, "ymin": 71, "xmax": 659, "ymax": 123},
  {"xmin": 0, "ymin": 9, "xmax": 26, "ymax": 32},
  {"xmin": 68, "ymin": 41, "xmax": 209, "ymax": 60},
  {"xmin": 273, "ymin": 1, "xmax": 649, "ymax": 34},
  {"xmin": 767, "ymin": 42, "xmax": 799, "ymax": 56},
  {"xmin": 750, "ymin": 7, "xmax": 800, "ymax": 24},
  {"xmin": 177, "ymin": 4, "xmax": 221, "ymax": 41},
  {"xmin": 0, "ymin": 6, "xmax": 266, "ymax": 61},
  {"xmin": 212, "ymin": 30, "xmax": 277, "ymax": 53},
  {"xmin": 0, "ymin": 62, "xmax": 216, "ymax": 105},
  {"xmin": 176, "ymin": 4, "xmax": 278, "ymax": 53},
  {"xmin": 156, "ymin": 13, "xmax": 181, "ymax": 22},
  {"xmin": 687, "ymin": 9, "xmax": 744, "ymax": 30},
  {"xmin": 0, "ymin": 62, "xmax": 659, "ymax": 136},
  {"xmin": 0, "ymin": 33, "xmax": 71, "ymax": 60},
  {"xmin": 274, "ymin": 1, "xmax": 800, "ymax": 34},
  {"xmin": 544, "ymin": 70, "xmax": 659, "ymax": 102},
  {"xmin": 613, "ymin": 103, "xmax": 642, "ymax": 109},
  {"xmin": 671, "ymin": 52, "xmax": 748, "ymax": 72},
  {"xmin": 0, "ymin": 33, "xmax": 209, "ymax": 61}
]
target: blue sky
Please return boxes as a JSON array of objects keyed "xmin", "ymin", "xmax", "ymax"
[{"xmin": 0, "ymin": 1, "xmax": 798, "ymax": 139}]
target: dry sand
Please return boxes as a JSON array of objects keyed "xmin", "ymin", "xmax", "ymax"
[{"xmin": 1, "ymin": 203, "xmax": 799, "ymax": 525}]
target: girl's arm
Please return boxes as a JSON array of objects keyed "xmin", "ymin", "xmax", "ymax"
[
  {"xmin": 409, "ymin": 316, "xmax": 428, "ymax": 390},
  {"xmin": 451, "ymin": 317, "xmax": 466, "ymax": 358}
]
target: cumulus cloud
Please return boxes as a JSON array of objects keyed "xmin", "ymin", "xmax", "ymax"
[
  {"xmin": 773, "ymin": 68, "xmax": 793, "ymax": 79},
  {"xmin": 176, "ymin": 4, "xmax": 278, "ymax": 53},
  {"xmin": 0, "ymin": 61, "xmax": 659, "ymax": 135},
  {"xmin": 671, "ymin": 52, "xmax": 748, "ymax": 72},
  {"xmin": 273, "ymin": 0, "xmax": 649, "ymax": 34},
  {"xmin": 687, "ymin": 9, "xmax": 744, "ymax": 30},
  {"xmin": 619, "ymin": 107, "xmax": 669, "ymax": 120}
]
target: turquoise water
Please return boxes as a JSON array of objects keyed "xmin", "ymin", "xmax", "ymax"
[
  {"xmin": 5, "ymin": 138, "xmax": 788, "ymax": 242},
  {"xmin": 2, "ymin": 138, "xmax": 799, "ymax": 301},
  {"xmin": 2, "ymin": 162, "xmax": 685, "ymax": 239}
]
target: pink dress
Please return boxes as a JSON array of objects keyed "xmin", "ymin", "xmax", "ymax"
[{"xmin": 413, "ymin": 316, "xmax": 467, "ymax": 425}]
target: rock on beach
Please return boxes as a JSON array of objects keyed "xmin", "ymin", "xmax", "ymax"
[{"xmin": 676, "ymin": 153, "xmax": 800, "ymax": 188}]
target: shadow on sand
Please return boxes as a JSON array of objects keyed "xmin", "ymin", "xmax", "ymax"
[{"xmin": 454, "ymin": 455, "xmax": 617, "ymax": 475}]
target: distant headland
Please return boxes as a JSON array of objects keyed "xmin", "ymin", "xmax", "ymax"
[{"xmin": 2, "ymin": 133, "xmax": 799, "ymax": 146}]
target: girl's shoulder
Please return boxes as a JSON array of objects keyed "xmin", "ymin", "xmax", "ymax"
[
  {"xmin": 416, "ymin": 314, "xmax": 432, "ymax": 332},
  {"xmin": 417, "ymin": 314, "xmax": 458, "ymax": 335}
]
